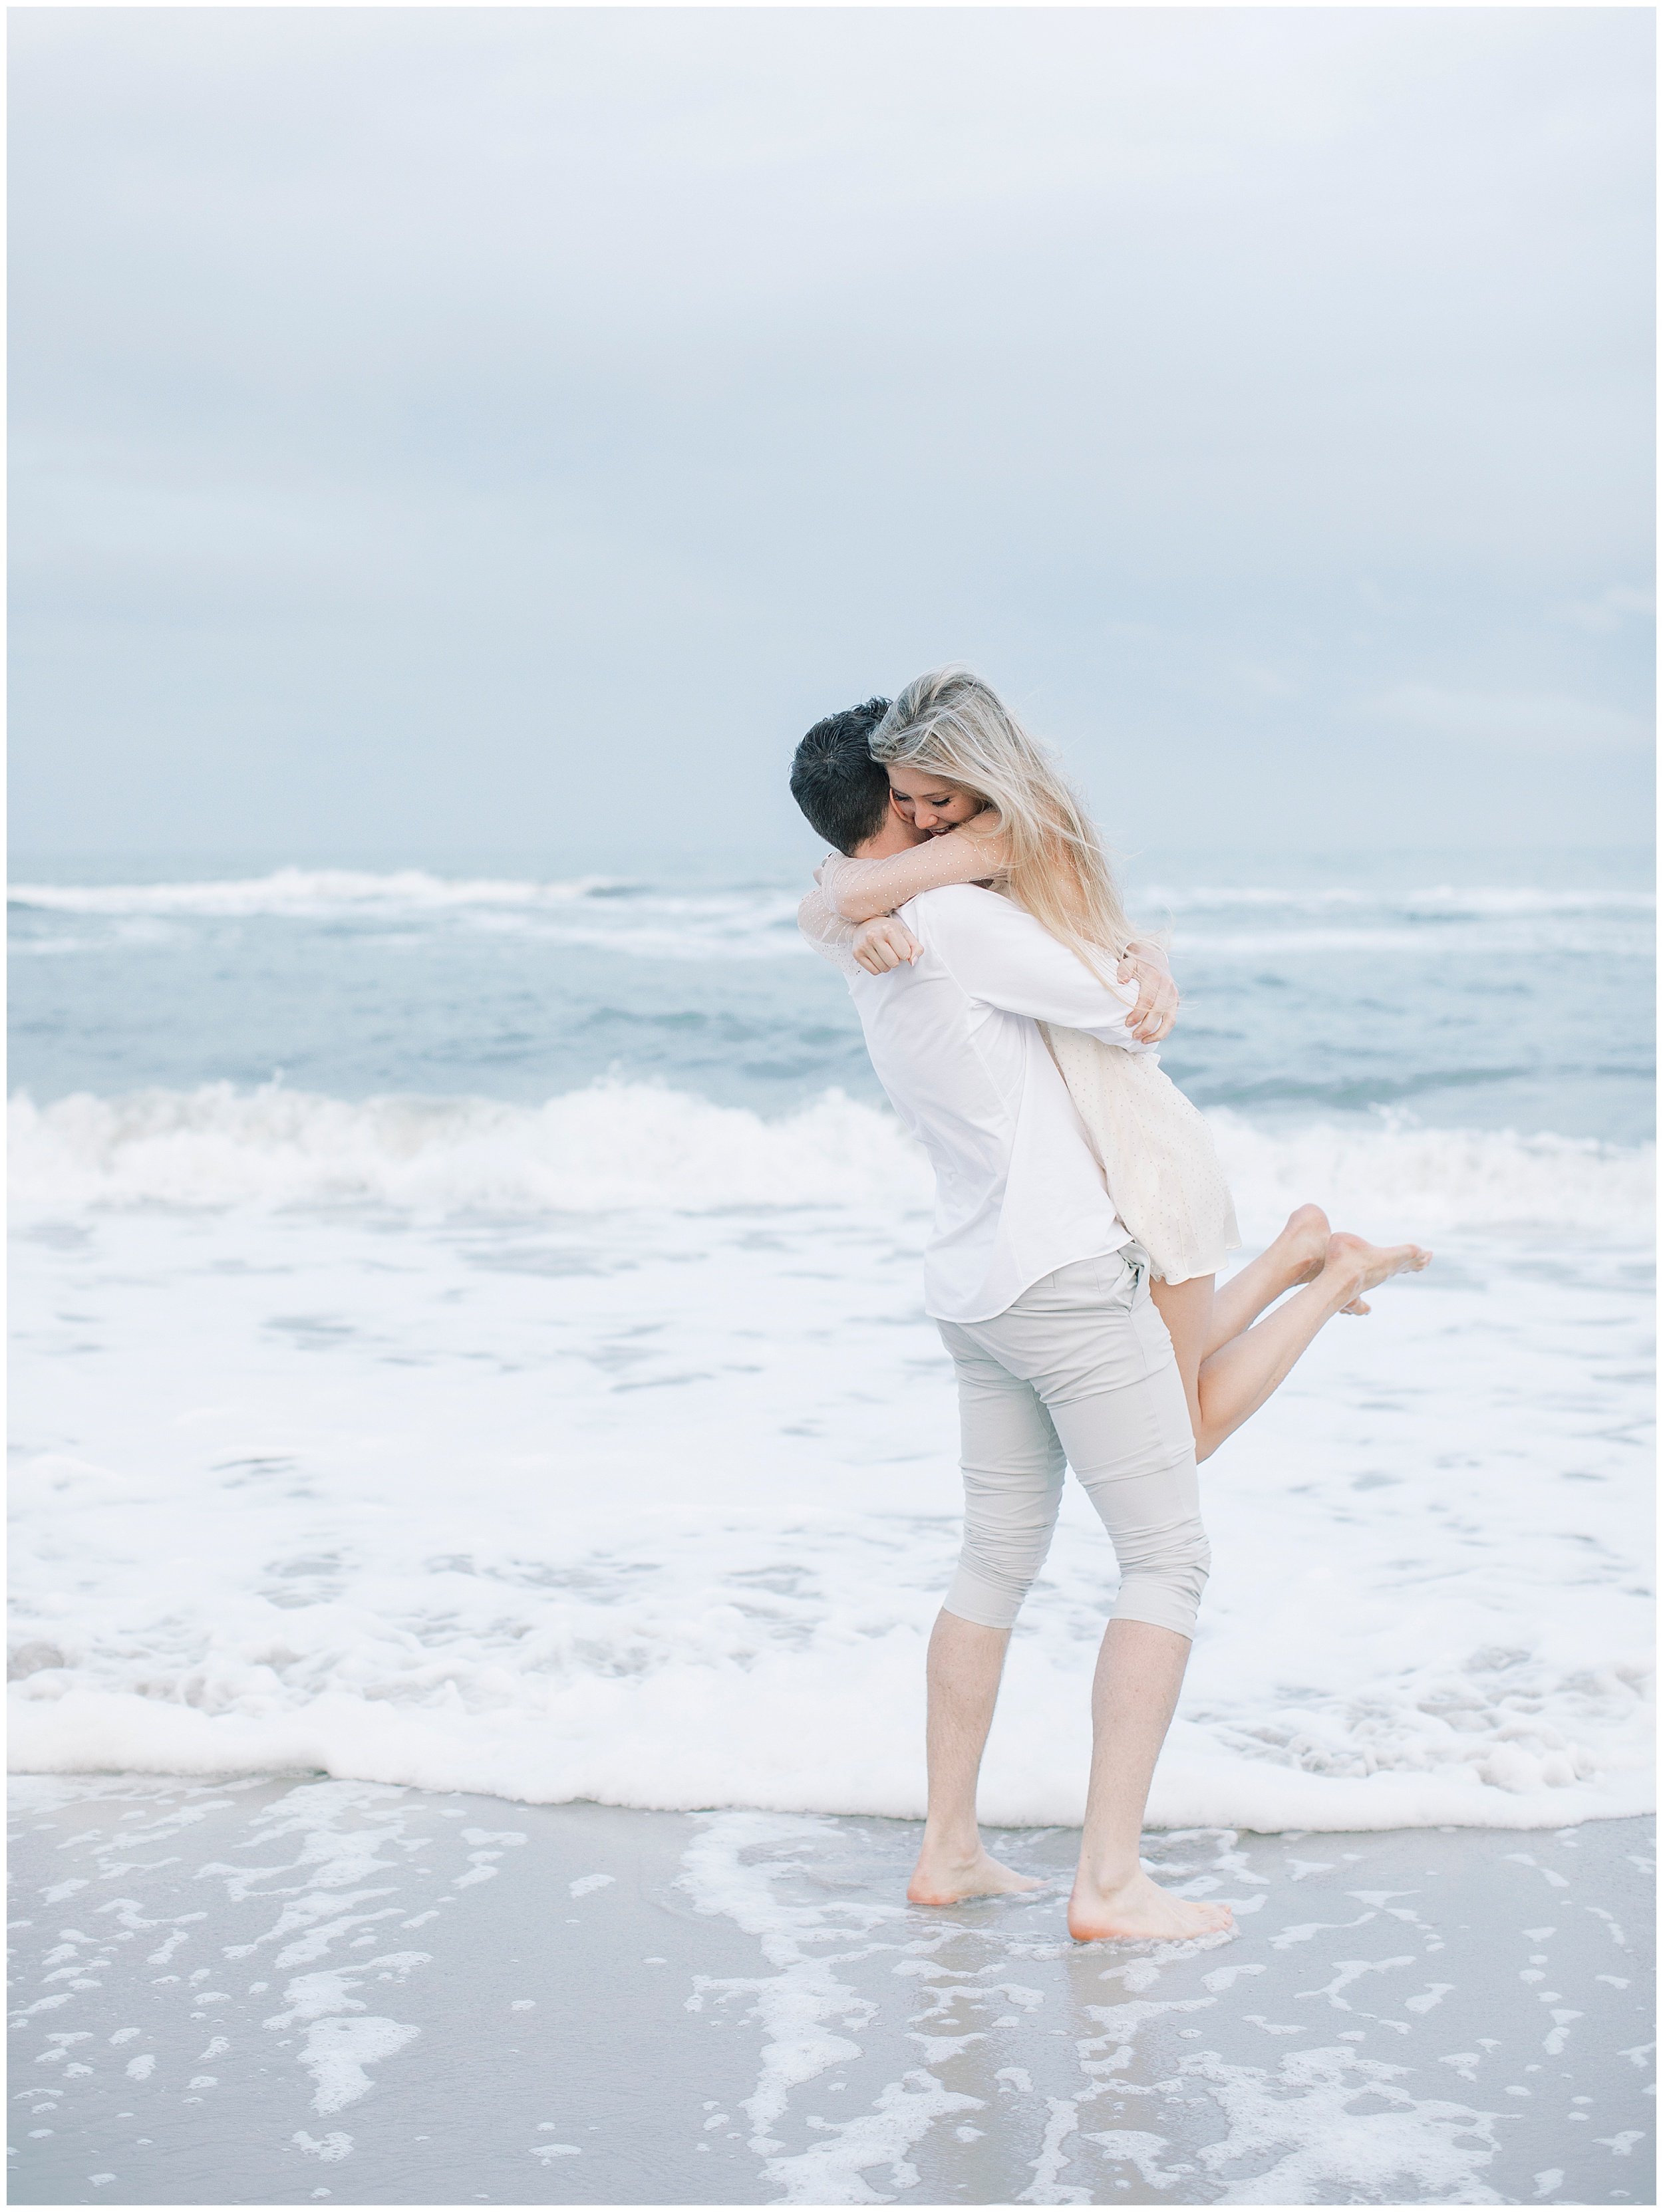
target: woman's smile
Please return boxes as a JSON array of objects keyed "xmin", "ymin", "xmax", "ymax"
[{"xmin": 883, "ymin": 760, "xmax": 983, "ymax": 835}]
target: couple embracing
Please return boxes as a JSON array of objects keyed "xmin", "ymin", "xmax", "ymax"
[{"xmin": 791, "ymin": 668, "xmax": 1429, "ymax": 1944}]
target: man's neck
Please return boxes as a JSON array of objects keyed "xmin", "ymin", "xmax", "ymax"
[{"xmin": 850, "ymin": 817, "xmax": 925, "ymax": 861}]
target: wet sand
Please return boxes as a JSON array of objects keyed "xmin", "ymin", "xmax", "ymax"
[{"xmin": 7, "ymin": 1775, "xmax": 1652, "ymax": 2207}]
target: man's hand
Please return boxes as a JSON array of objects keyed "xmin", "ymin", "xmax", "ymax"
[
  {"xmin": 1118, "ymin": 940, "xmax": 1179, "ymax": 1043},
  {"xmin": 853, "ymin": 915, "xmax": 921, "ymax": 975}
]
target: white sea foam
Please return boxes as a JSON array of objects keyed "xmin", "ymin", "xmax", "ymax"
[
  {"xmin": 11, "ymin": 870, "xmax": 816, "ymax": 962},
  {"xmin": 1210, "ymin": 1110, "xmax": 1654, "ymax": 1239},
  {"xmin": 7, "ymin": 1776, "xmax": 485, "ymax": 2142},
  {"xmin": 9, "ymin": 867, "xmax": 626, "ymax": 916},
  {"xmin": 9, "ymin": 1082, "xmax": 1652, "ymax": 1235},
  {"xmin": 680, "ymin": 1811, "xmax": 977, "ymax": 2198},
  {"xmin": 9, "ymin": 1134, "xmax": 1653, "ymax": 1831},
  {"xmin": 13, "ymin": 1776, "xmax": 1628, "ymax": 2204},
  {"xmin": 1170, "ymin": 924, "xmax": 1652, "ymax": 958},
  {"xmin": 13, "ymin": 868, "xmax": 1652, "ymax": 922},
  {"xmin": 1143, "ymin": 885, "xmax": 1654, "ymax": 918},
  {"xmin": 7, "ymin": 1083, "xmax": 929, "ymax": 1217},
  {"xmin": 675, "ymin": 1811, "xmax": 1531, "ymax": 2205},
  {"xmin": 13, "ymin": 869, "xmax": 1652, "ymax": 977}
]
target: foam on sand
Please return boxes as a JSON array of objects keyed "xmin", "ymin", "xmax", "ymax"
[{"xmin": 13, "ymin": 1777, "xmax": 1650, "ymax": 2205}]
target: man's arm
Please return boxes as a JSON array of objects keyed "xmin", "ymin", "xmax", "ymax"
[{"xmin": 917, "ymin": 887, "xmax": 1157, "ymax": 1051}]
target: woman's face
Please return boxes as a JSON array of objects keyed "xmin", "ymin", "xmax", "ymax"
[{"xmin": 885, "ymin": 761, "xmax": 983, "ymax": 836}]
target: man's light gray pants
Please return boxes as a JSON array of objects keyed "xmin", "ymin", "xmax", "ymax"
[{"xmin": 936, "ymin": 1248, "xmax": 1209, "ymax": 1639}]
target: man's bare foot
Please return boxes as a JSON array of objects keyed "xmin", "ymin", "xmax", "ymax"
[
  {"xmin": 1324, "ymin": 1230, "xmax": 1432, "ymax": 1315},
  {"xmin": 1275, "ymin": 1202, "xmax": 1333, "ymax": 1286},
  {"xmin": 907, "ymin": 1844, "xmax": 1045, "ymax": 1906},
  {"xmin": 1067, "ymin": 1866, "xmax": 1235, "ymax": 1943}
]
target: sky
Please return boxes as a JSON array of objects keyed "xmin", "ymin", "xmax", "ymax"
[{"xmin": 9, "ymin": 5, "xmax": 1655, "ymax": 865}]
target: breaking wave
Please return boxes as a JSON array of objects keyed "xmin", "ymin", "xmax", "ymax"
[{"xmin": 10, "ymin": 1081, "xmax": 1653, "ymax": 1235}]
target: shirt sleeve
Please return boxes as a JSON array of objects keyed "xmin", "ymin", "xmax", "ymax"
[
  {"xmin": 821, "ymin": 827, "xmax": 1009, "ymax": 920},
  {"xmin": 798, "ymin": 885, "xmax": 861, "ymax": 977},
  {"xmin": 911, "ymin": 887, "xmax": 1151, "ymax": 1051}
]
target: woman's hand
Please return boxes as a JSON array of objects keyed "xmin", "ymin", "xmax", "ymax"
[
  {"xmin": 852, "ymin": 916, "xmax": 922, "ymax": 975},
  {"xmin": 1118, "ymin": 940, "xmax": 1179, "ymax": 1043}
]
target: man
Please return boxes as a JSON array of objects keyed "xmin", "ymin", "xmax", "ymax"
[{"xmin": 792, "ymin": 701, "xmax": 1231, "ymax": 1944}]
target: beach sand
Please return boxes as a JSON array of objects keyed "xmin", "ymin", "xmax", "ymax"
[{"xmin": 8, "ymin": 1775, "xmax": 1652, "ymax": 2207}]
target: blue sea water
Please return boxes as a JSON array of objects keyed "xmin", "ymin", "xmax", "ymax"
[
  {"xmin": 9, "ymin": 843, "xmax": 1654, "ymax": 1141},
  {"xmin": 8, "ymin": 839, "xmax": 1655, "ymax": 1833}
]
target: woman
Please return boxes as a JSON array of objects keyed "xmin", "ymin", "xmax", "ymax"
[{"xmin": 818, "ymin": 666, "xmax": 1430, "ymax": 1459}]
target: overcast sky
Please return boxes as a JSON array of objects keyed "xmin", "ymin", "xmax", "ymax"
[{"xmin": 10, "ymin": 6, "xmax": 1654, "ymax": 865}]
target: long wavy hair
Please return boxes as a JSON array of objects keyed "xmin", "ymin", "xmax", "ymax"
[{"xmin": 869, "ymin": 667, "xmax": 1133, "ymax": 978}]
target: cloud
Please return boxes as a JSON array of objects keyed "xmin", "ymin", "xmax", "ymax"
[
  {"xmin": 1557, "ymin": 584, "xmax": 1655, "ymax": 636},
  {"xmin": 1362, "ymin": 683, "xmax": 1652, "ymax": 752},
  {"xmin": 6, "ymin": 7, "xmax": 1654, "ymax": 855}
]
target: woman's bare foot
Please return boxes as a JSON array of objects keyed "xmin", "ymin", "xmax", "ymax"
[
  {"xmin": 1323, "ymin": 1230, "xmax": 1432, "ymax": 1315},
  {"xmin": 907, "ymin": 1843, "xmax": 1045, "ymax": 1906},
  {"xmin": 1277, "ymin": 1202, "xmax": 1333, "ymax": 1284},
  {"xmin": 1067, "ymin": 1867, "xmax": 1235, "ymax": 1943}
]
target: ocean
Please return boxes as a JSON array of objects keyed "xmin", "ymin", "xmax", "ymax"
[{"xmin": 8, "ymin": 842, "xmax": 1655, "ymax": 1832}]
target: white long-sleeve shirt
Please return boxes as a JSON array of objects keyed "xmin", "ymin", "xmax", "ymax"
[{"xmin": 803, "ymin": 882, "xmax": 1151, "ymax": 1323}]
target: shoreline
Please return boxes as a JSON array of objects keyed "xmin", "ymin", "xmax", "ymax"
[
  {"xmin": 7, "ymin": 1737, "xmax": 1654, "ymax": 1837},
  {"xmin": 10, "ymin": 1772, "xmax": 1653, "ymax": 2207}
]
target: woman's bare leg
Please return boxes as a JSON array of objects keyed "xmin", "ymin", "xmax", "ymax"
[
  {"xmin": 1149, "ymin": 1210, "xmax": 1432, "ymax": 1462},
  {"xmin": 1191, "ymin": 1233, "xmax": 1431, "ymax": 1460},
  {"xmin": 1147, "ymin": 1274, "xmax": 1216, "ymax": 1442},
  {"xmin": 1150, "ymin": 1204, "xmax": 1334, "ymax": 1437},
  {"xmin": 1205, "ymin": 1203, "xmax": 1335, "ymax": 1349}
]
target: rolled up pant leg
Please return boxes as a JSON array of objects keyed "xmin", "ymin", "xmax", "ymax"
[
  {"xmin": 936, "ymin": 1326, "xmax": 1067, "ymax": 1629},
  {"xmin": 939, "ymin": 1252, "xmax": 1209, "ymax": 1640},
  {"xmin": 1046, "ymin": 1372, "xmax": 1209, "ymax": 1639}
]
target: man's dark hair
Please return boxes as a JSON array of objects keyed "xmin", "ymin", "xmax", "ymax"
[{"xmin": 790, "ymin": 698, "xmax": 893, "ymax": 854}]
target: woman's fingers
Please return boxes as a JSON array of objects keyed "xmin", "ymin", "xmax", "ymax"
[
  {"xmin": 1120, "ymin": 950, "xmax": 1179, "ymax": 1041},
  {"xmin": 852, "ymin": 918, "xmax": 921, "ymax": 973}
]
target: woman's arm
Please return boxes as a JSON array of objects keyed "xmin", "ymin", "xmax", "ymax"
[
  {"xmin": 823, "ymin": 814, "xmax": 1010, "ymax": 922},
  {"xmin": 798, "ymin": 886, "xmax": 861, "ymax": 976},
  {"xmin": 798, "ymin": 887, "xmax": 923, "ymax": 978}
]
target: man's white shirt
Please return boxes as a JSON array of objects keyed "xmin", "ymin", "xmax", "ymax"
[{"xmin": 824, "ymin": 883, "xmax": 1151, "ymax": 1324}]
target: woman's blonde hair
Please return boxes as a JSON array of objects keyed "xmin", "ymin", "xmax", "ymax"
[{"xmin": 870, "ymin": 667, "xmax": 1133, "ymax": 978}]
